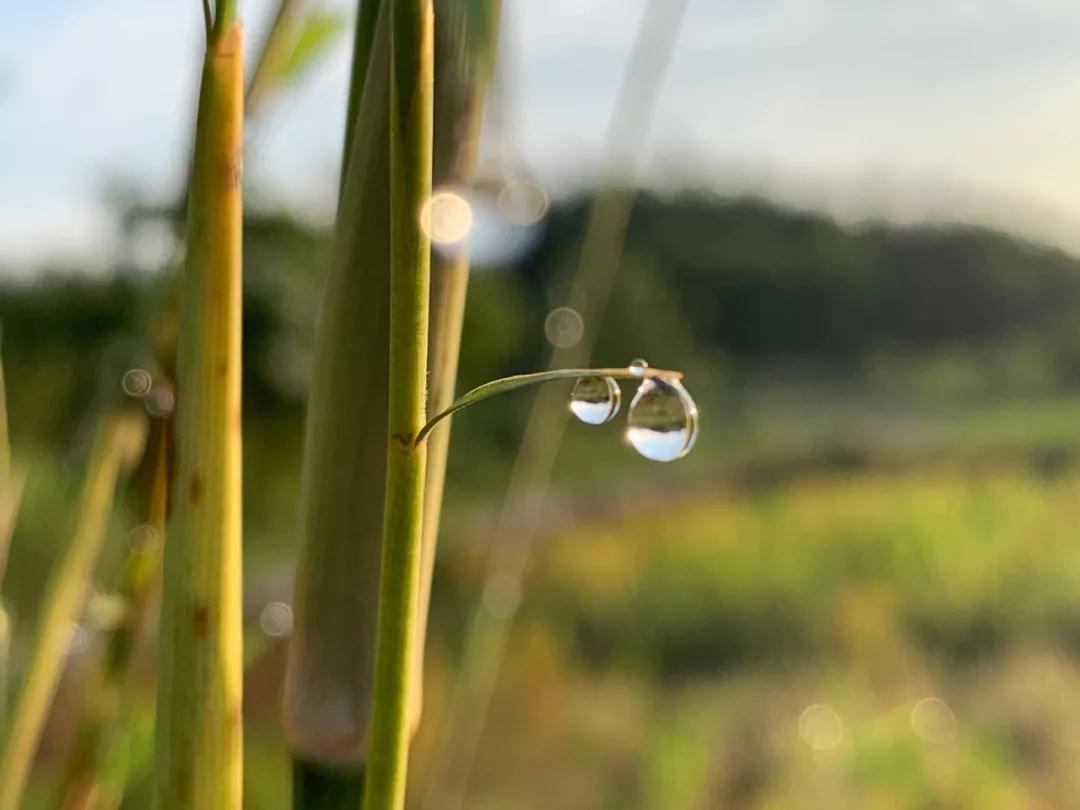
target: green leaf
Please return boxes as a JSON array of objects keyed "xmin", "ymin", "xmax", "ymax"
[{"xmin": 279, "ymin": 11, "xmax": 349, "ymax": 84}]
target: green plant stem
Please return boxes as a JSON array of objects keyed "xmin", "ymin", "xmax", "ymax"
[
  {"xmin": 0, "ymin": 413, "xmax": 143, "ymax": 810},
  {"xmin": 245, "ymin": 0, "xmax": 303, "ymax": 111},
  {"xmin": 361, "ymin": 0, "xmax": 433, "ymax": 808},
  {"xmin": 153, "ymin": 12, "xmax": 244, "ymax": 809},
  {"xmin": 415, "ymin": 367, "xmax": 683, "ymax": 444}
]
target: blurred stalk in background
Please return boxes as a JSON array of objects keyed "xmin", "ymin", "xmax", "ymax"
[
  {"xmin": 420, "ymin": 2, "xmax": 690, "ymax": 806},
  {"xmin": 284, "ymin": 2, "xmax": 498, "ymax": 806},
  {"xmin": 153, "ymin": 0, "xmax": 245, "ymax": 806},
  {"xmin": 414, "ymin": 0, "xmax": 501, "ymax": 726},
  {"xmin": 58, "ymin": 426, "xmax": 168, "ymax": 810},
  {"xmin": 0, "ymin": 412, "xmax": 144, "ymax": 810},
  {"xmin": 0, "ymin": 352, "xmax": 26, "ymax": 742},
  {"xmin": 283, "ymin": 0, "xmax": 393, "ymax": 793}
]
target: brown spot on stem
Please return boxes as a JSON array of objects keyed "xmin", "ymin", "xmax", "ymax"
[
  {"xmin": 226, "ymin": 151, "xmax": 243, "ymax": 190},
  {"xmin": 392, "ymin": 432, "xmax": 413, "ymax": 448},
  {"xmin": 193, "ymin": 605, "xmax": 210, "ymax": 637},
  {"xmin": 189, "ymin": 474, "xmax": 202, "ymax": 504}
]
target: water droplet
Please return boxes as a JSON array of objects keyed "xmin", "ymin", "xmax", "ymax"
[
  {"xmin": 628, "ymin": 358, "xmax": 649, "ymax": 377},
  {"xmin": 497, "ymin": 180, "xmax": 549, "ymax": 226},
  {"xmin": 626, "ymin": 377, "xmax": 698, "ymax": 462},
  {"xmin": 259, "ymin": 601, "xmax": 294, "ymax": 638},
  {"xmin": 420, "ymin": 190, "xmax": 473, "ymax": 245},
  {"xmin": 569, "ymin": 376, "xmax": 621, "ymax": 425},
  {"xmin": 121, "ymin": 368, "xmax": 152, "ymax": 397},
  {"xmin": 544, "ymin": 307, "xmax": 584, "ymax": 349}
]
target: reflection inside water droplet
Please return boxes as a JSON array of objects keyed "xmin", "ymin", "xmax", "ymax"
[
  {"xmin": 626, "ymin": 377, "xmax": 698, "ymax": 462},
  {"xmin": 628, "ymin": 358, "xmax": 648, "ymax": 377},
  {"xmin": 569, "ymin": 376, "xmax": 621, "ymax": 425}
]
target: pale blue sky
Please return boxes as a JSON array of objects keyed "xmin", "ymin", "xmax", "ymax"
[{"xmin": 5, "ymin": 0, "xmax": 1080, "ymax": 271}]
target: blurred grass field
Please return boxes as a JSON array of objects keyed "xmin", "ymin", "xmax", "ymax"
[{"xmin": 417, "ymin": 468, "xmax": 1080, "ymax": 809}]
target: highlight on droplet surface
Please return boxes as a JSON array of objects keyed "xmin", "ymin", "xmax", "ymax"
[
  {"xmin": 259, "ymin": 601, "xmax": 294, "ymax": 638},
  {"xmin": 543, "ymin": 306, "xmax": 584, "ymax": 349},
  {"xmin": 121, "ymin": 368, "xmax": 152, "ymax": 397},
  {"xmin": 626, "ymin": 376, "xmax": 698, "ymax": 462},
  {"xmin": 628, "ymin": 358, "xmax": 649, "ymax": 377},
  {"xmin": 497, "ymin": 179, "xmax": 549, "ymax": 226},
  {"xmin": 569, "ymin": 376, "xmax": 621, "ymax": 425},
  {"xmin": 798, "ymin": 703, "xmax": 844, "ymax": 752},
  {"xmin": 420, "ymin": 189, "xmax": 474, "ymax": 245}
]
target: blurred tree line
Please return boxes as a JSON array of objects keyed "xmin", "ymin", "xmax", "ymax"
[{"xmin": 4, "ymin": 191, "xmax": 1080, "ymax": 454}]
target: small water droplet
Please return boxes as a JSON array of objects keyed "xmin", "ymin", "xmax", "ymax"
[
  {"xmin": 628, "ymin": 358, "xmax": 649, "ymax": 377},
  {"xmin": 544, "ymin": 307, "xmax": 584, "ymax": 349},
  {"xmin": 121, "ymin": 368, "xmax": 152, "ymax": 397},
  {"xmin": 259, "ymin": 601, "xmax": 294, "ymax": 638},
  {"xmin": 626, "ymin": 377, "xmax": 698, "ymax": 462},
  {"xmin": 569, "ymin": 376, "xmax": 621, "ymax": 425}
]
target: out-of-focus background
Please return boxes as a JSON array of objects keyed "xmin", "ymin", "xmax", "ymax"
[{"xmin": 8, "ymin": 0, "xmax": 1080, "ymax": 807}]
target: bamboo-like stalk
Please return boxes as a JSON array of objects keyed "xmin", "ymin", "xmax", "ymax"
[
  {"xmin": 361, "ymin": 0, "xmax": 433, "ymax": 808},
  {"xmin": 0, "ymin": 412, "xmax": 144, "ymax": 810},
  {"xmin": 152, "ymin": 3, "xmax": 245, "ymax": 806},
  {"xmin": 282, "ymin": 0, "xmax": 392, "ymax": 776}
]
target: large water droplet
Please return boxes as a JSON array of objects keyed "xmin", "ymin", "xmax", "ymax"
[
  {"xmin": 628, "ymin": 358, "xmax": 649, "ymax": 377},
  {"xmin": 626, "ymin": 377, "xmax": 698, "ymax": 462},
  {"xmin": 569, "ymin": 376, "xmax": 621, "ymax": 425}
]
